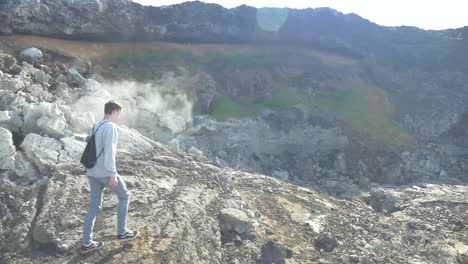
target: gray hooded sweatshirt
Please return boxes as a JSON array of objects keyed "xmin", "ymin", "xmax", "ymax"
[{"xmin": 86, "ymin": 120, "xmax": 118, "ymax": 178}]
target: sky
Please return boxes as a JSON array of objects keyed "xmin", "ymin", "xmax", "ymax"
[{"xmin": 132, "ymin": 0, "xmax": 468, "ymax": 30}]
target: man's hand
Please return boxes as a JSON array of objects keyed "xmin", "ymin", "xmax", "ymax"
[{"xmin": 108, "ymin": 176, "xmax": 118, "ymax": 189}]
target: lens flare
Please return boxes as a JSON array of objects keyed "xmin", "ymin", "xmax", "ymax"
[{"xmin": 256, "ymin": 7, "xmax": 289, "ymax": 32}]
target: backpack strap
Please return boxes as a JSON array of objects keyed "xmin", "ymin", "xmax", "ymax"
[
  {"xmin": 92, "ymin": 121, "xmax": 111, "ymax": 161},
  {"xmin": 96, "ymin": 148, "xmax": 105, "ymax": 160},
  {"xmin": 92, "ymin": 121, "xmax": 110, "ymax": 135}
]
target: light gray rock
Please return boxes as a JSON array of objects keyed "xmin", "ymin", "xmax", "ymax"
[
  {"xmin": 168, "ymin": 138, "xmax": 180, "ymax": 152},
  {"xmin": 56, "ymin": 83, "xmax": 72, "ymax": 100},
  {"xmin": 67, "ymin": 68, "xmax": 86, "ymax": 87},
  {"xmin": 272, "ymin": 170, "xmax": 289, "ymax": 181},
  {"xmin": 13, "ymin": 152, "xmax": 41, "ymax": 182},
  {"xmin": 20, "ymin": 133, "xmax": 62, "ymax": 175},
  {"xmin": 69, "ymin": 112, "xmax": 95, "ymax": 133},
  {"xmin": 188, "ymin": 146, "xmax": 204, "ymax": 159},
  {"xmin": 0, "ymin": 110, "xmax": 10, "ymax": 128},
  {"xmin": 23, "ymin": 102, "xmax": 69, "ymax": 138},
  {"xmin": 32, "ymin": 69, "xmax": 51, "ymax": 84},
  {"xmin": 25, "ymin": 84, "xmax": 53, "ymax": 102},
  {"xmin": 0, "ymin": 127, "xmax": 16, "ymax": 170},
  {"xmin": 0, "ymin": 78, "xmax": 24, "ymax": 92},
  {"xmin": 19, "ymin": 48, "xmax": 43, "ymax": 63},
  {"xmin": 0, "ymin": 176, "xmax": 48, "ymax": 253},
  {"xmin": 219, "ymin": 208, "xmax": 252, "ymax": 238},
  {"xmin": 0, "ymin": 93, "xmax": 27, "ymax": 111},
  {"xmin": 59, "ymin": 137, "xmax": 86, "ymax": 162},
  {"xmin": 116, "ymin": 125, "xmax": 164, "ymax": 155},
  {"xmin": 9, "ymin": 111, "xmax": 24, "ymax": 131},
  {"xmin": 37, "ymin": 112, "xmax": 68, "ymax": 138}
]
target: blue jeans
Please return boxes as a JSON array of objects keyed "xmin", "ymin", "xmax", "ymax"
[{"xmin": 82, "ymin": 175, "xmax": 130, "ymax": 244}]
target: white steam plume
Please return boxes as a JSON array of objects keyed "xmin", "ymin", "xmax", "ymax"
[{"xmin": 71, "ymin": 77, "xmax": 194, "ymax": 137}]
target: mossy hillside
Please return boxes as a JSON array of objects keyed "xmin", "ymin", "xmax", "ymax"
[
  {"xmin": 211, "ymin": 85, "xmax": 410, "ymax": 145},
  {"xmin": 98, "ymin": 46, "xmax": 356, "ymax": 81}
]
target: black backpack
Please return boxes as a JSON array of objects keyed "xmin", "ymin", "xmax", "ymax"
[{"xmin": 80, "ymin": 122, "xmax": 108, "ymax": 169}]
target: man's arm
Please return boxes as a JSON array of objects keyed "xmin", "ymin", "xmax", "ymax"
[{"xmin": 103, "ymin": 124, "xmax": 118, "ymax": 178}]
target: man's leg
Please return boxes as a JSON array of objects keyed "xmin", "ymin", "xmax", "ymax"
[
  {"xmin": 110, "ymin": 175, "xmax": 130, "ymax": 236},
  {"xmin": 82, "ymin": 177, "xmax": 105, "ymax": 244}
]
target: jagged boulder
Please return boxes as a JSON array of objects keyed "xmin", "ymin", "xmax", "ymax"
[
  {"xmin": 20, "ymin": 133, "xmax": 62, "ymax": 175},
  {"xmin": 23, "ymin": 102, "xmax": 69, "ymax": 138},
  {"xmin": 67, "ymin": 68, "xmax": 86, "ymax": 87},
  {"xmin": 0, "ymin": 176, "xmax": 48, "ymax": 253},
  {"xmin": 31, "ymin": 172, "xmax": 85, "ymax": 253},
  {"xmin": 68, "ymin": 112, "xmax": 95, "ymax": 133},
  {"xmin": 0, "ymin": 127, "xmax": 15, "ymax": 170},
  {"xmin": 58, "ymin": 137, "xmax": 86, "ymax": 162},
  {"xmin": 13, "ymin": 152, "xmax": 41, "ymax": 183},
  {"xmin": 116, "ymin": 126, "xmax": 166, "ymax": 155}
]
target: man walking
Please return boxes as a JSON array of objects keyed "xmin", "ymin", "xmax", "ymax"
[{"xmin": 81, "ymin": 100, "xmax": 137, "ymax": 253}]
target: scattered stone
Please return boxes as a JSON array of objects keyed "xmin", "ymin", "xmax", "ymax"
[
  {"xmin": 368, "ymin": 190, "xmax": 399, "ymax": 214},
  {"xmin": 314, "ymin": 233, "xmax": 337, "ymax": 252},
  {"xmin": 218, "ymin": 208, "xmax": 252, "ymax": 243},
  {"xmin": 258, "ymin": 240, "xmax": 293, "ymax": 264},
  {"xmin": 453, "ymin": 220, "xmax": 465, "ymax": 232},
  {"xmin": 272, "ymin": 170, "xmax": 289, "ymax": 181},
  {"xmin": 188, "ymin": 146, "xmax": 204, "ymax": 159}
]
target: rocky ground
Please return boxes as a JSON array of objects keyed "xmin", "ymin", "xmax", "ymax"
[
  {"xmin": 2, "ymin": 153, "xmax": 468, "ymax": 263},
  {"xmin": 0, "ymin": 46, "xmax": 466, "ymax": 264}
]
